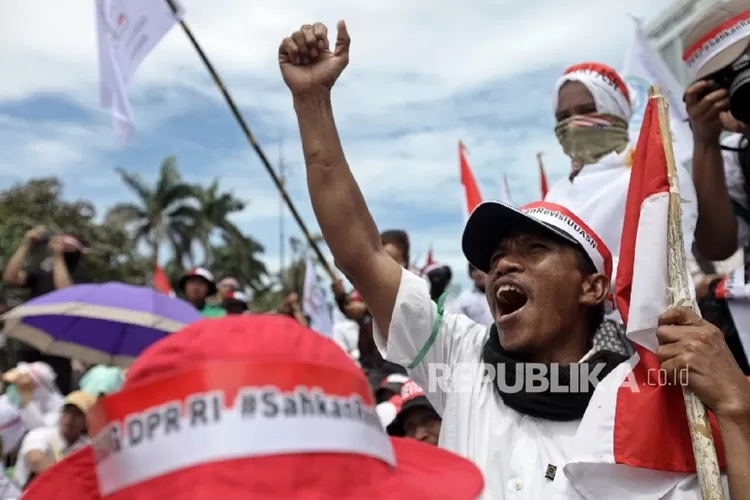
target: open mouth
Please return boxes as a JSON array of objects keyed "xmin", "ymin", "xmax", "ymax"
[{"xmin": 495, "ymin": 284, "xmax": 528, "ymax": 319}]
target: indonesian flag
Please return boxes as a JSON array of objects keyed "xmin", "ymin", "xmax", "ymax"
[
  {"xmin": 459, "ymin": 141, "xmax": 483, "ymax": 216},
  {"xmin": 564, "ymin": 94, "xmax": 729, "ymax": 498},
  {"xmin": 500, "ymin": 174, "xmax": 513, "ymax": 205},
  {"xmin": 153, "ymin": 263, "xmax": 175, "ymax": 297}
]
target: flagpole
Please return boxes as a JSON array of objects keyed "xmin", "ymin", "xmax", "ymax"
[
  {"xmin": 163, "ymin": 0, "xmax": 335, "ymax": 281},
  {"xmin": 649, "ymin": 85, "xmax": 725, "ymax": 500},
  {"xmin": 279, "ymin": 133, "xmax": 285, "ymax": 277}
]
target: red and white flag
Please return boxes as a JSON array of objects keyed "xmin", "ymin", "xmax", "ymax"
[
  {"xmin": 500, "ymin": 174, "xmax": 513, "ymax": 205},
  {"xmin": 564, "ymin": 94, "xmax": 729, "ymax": 498},
  {"xmin": 153, "ymin": 263, "xmax": 175, "ymax": 297},
  {"xmin": 459, "ymin": 141, "xmax": 482, "ymax": 217}
]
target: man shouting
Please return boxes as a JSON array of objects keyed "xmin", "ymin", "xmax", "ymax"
[{"xmin": 279, "ymin": 21, "xmax": 749, "ymax": 499}]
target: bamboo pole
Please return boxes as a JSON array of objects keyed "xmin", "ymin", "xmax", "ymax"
[
  {"xmin": 163, "ymin": 0, "xmax": 335, "ymax": 281},
  {"xmin": 649, "ymin": 85, "xmax": 725, "ymax": 500}
]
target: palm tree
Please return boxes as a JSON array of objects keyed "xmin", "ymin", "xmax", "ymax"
[
  {"xmin": 211, "ymin": 234, "xmax": 268, "ymax": 292},
  {"xmin": 105, "ymin": 156, "xmax": 199, "ymax": 264},
  {"xmin": 179, "ymin": 180, "xmax": 246, "ymax": 267}
]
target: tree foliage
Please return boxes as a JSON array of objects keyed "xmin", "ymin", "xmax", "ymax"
[
  {"xmin": 0, "ymin": 177, "xmax": 152, "ymax": 305},
  {"xmin": 0, "ymin": 156, "xmax": 273, "ymax": 307},
  {"xmin": 107, "ymin": 156, "xmax": 270, "ymax": 295}
]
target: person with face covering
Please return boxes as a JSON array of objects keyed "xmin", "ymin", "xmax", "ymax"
[
  {"xmin": 546, "ymin": 62, "xmax": 698, "ymax": 356},
  {"xmin": 3, "ymin": 227, "xmax": 89, "ymax": 395}
]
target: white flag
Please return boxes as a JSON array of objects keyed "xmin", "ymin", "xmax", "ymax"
[
  {"xmin": 95, "ymin": 0, "xmax": 184, "ymax": 144},
  {"xmin": 621, "ymin": 17, "xmax": 693, "ymax": 166},
  {"xmin": 302, "ymin": 257, "xmax": 333, "ymax": 337}
]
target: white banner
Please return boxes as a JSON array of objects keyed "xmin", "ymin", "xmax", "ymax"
[
  {"xmin": 95, "ymin": 0, "xmax": 184, "ymax": 144},
  {"xmin": 622, "ymin": 17, "xmax": 693, "ymax": 166},
  {"xmin": 302, "ymin": 257, "xmax": 333, "ymax": 337}
]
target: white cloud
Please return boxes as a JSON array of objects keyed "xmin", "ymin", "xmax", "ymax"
[
  {"xmin": 1, "ymin": 0, "xmax": 674, "ymax": 107},
  {"xmin": 0, "ymin": 0, "xmax": 683, "ymax": 290}
]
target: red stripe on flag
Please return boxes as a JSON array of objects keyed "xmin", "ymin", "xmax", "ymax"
[
  {"xmin": 612, "ymin": 95, "xmax": 727, "ymax": 472},
  {"xmin": 614, "ymin": 97, "xmax": 669, "ymax": 325},
  {"xmin": 153, "ymin": 263, "xmax": 174, "ymax": 296},
  {"xmin": 459, "ymin": 141, "xmax": 482, "ymax": 214}
]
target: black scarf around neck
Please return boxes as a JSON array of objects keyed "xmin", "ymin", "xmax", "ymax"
[{"xmin": 482, "ymin": 324, "xmax": 628, "ymax": 421}]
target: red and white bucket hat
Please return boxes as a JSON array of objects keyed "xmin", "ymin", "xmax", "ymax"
[
  {"xmin": 23, "ymin": 315, "xmax": 484, "ymax": 500},
  {"xmin": 177, "ymin": 267, "xmax": 217, "ymax": 296}
]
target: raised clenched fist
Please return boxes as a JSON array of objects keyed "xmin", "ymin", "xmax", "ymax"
[{"xmin": 278, "ymin": 21, "xmax": 350, "ymax": 96}]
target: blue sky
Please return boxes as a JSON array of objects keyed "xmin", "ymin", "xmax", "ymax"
[{"xmin": 0, "ymin": 0, "xmax": 678, "ymax": 291}]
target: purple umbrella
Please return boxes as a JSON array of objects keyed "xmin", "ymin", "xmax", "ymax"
[{"xmin": 1, "ymin": 282, "xmax": 202, "ymax": 367}]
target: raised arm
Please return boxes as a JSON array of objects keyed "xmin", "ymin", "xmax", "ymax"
[
  {"xmin": 279, "ymin": 21, "xmax": 402, "ymax": 335},
  {"xmin": 685, "ymin": 81, "xmax": 740, "ymax": 260}
]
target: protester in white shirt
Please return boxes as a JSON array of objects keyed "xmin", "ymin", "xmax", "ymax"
[
  {"xmin": 279, "ymin": 21, "xmax": 749, "ymax": 499},
  {"xmin": 545, "ymin": 62, "xmax": 697, "ymax": 357},
  {"xmin": 445, "ymin": 264, "xmax": 494, "ymax": 326},
  {"xmin": 547, "ymin": 62, "xmax": 697, "ymax": 258},
  {"xmin": 14, "ymin": 391, "xmax": 95, "ymax": 489},
  {"xmin": 3, "ymin": 362, "xmax": 64, "ymax": 431}
]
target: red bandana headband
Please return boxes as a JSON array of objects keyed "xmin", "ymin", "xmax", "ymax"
[{"xmin": 554, "ymin": 62, "xmax": 633, "ymax": 120}]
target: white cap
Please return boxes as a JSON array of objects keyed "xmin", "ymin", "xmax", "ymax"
[{"xmin": 462, "ymin": 201, "xmax": 612, "ymax": 278}]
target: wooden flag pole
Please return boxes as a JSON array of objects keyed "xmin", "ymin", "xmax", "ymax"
[
  {"xmin": 649, "ymin": 84, "xmax": 725, "ymax": 500},
  {"xmin": 163, "ymin": 0, "xmax": 336, "ymax": 281}
]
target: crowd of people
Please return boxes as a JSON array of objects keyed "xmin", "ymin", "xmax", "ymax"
[{"xmin": 0, "ymin": 0, "xmax": 748, "ymax": 498}]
